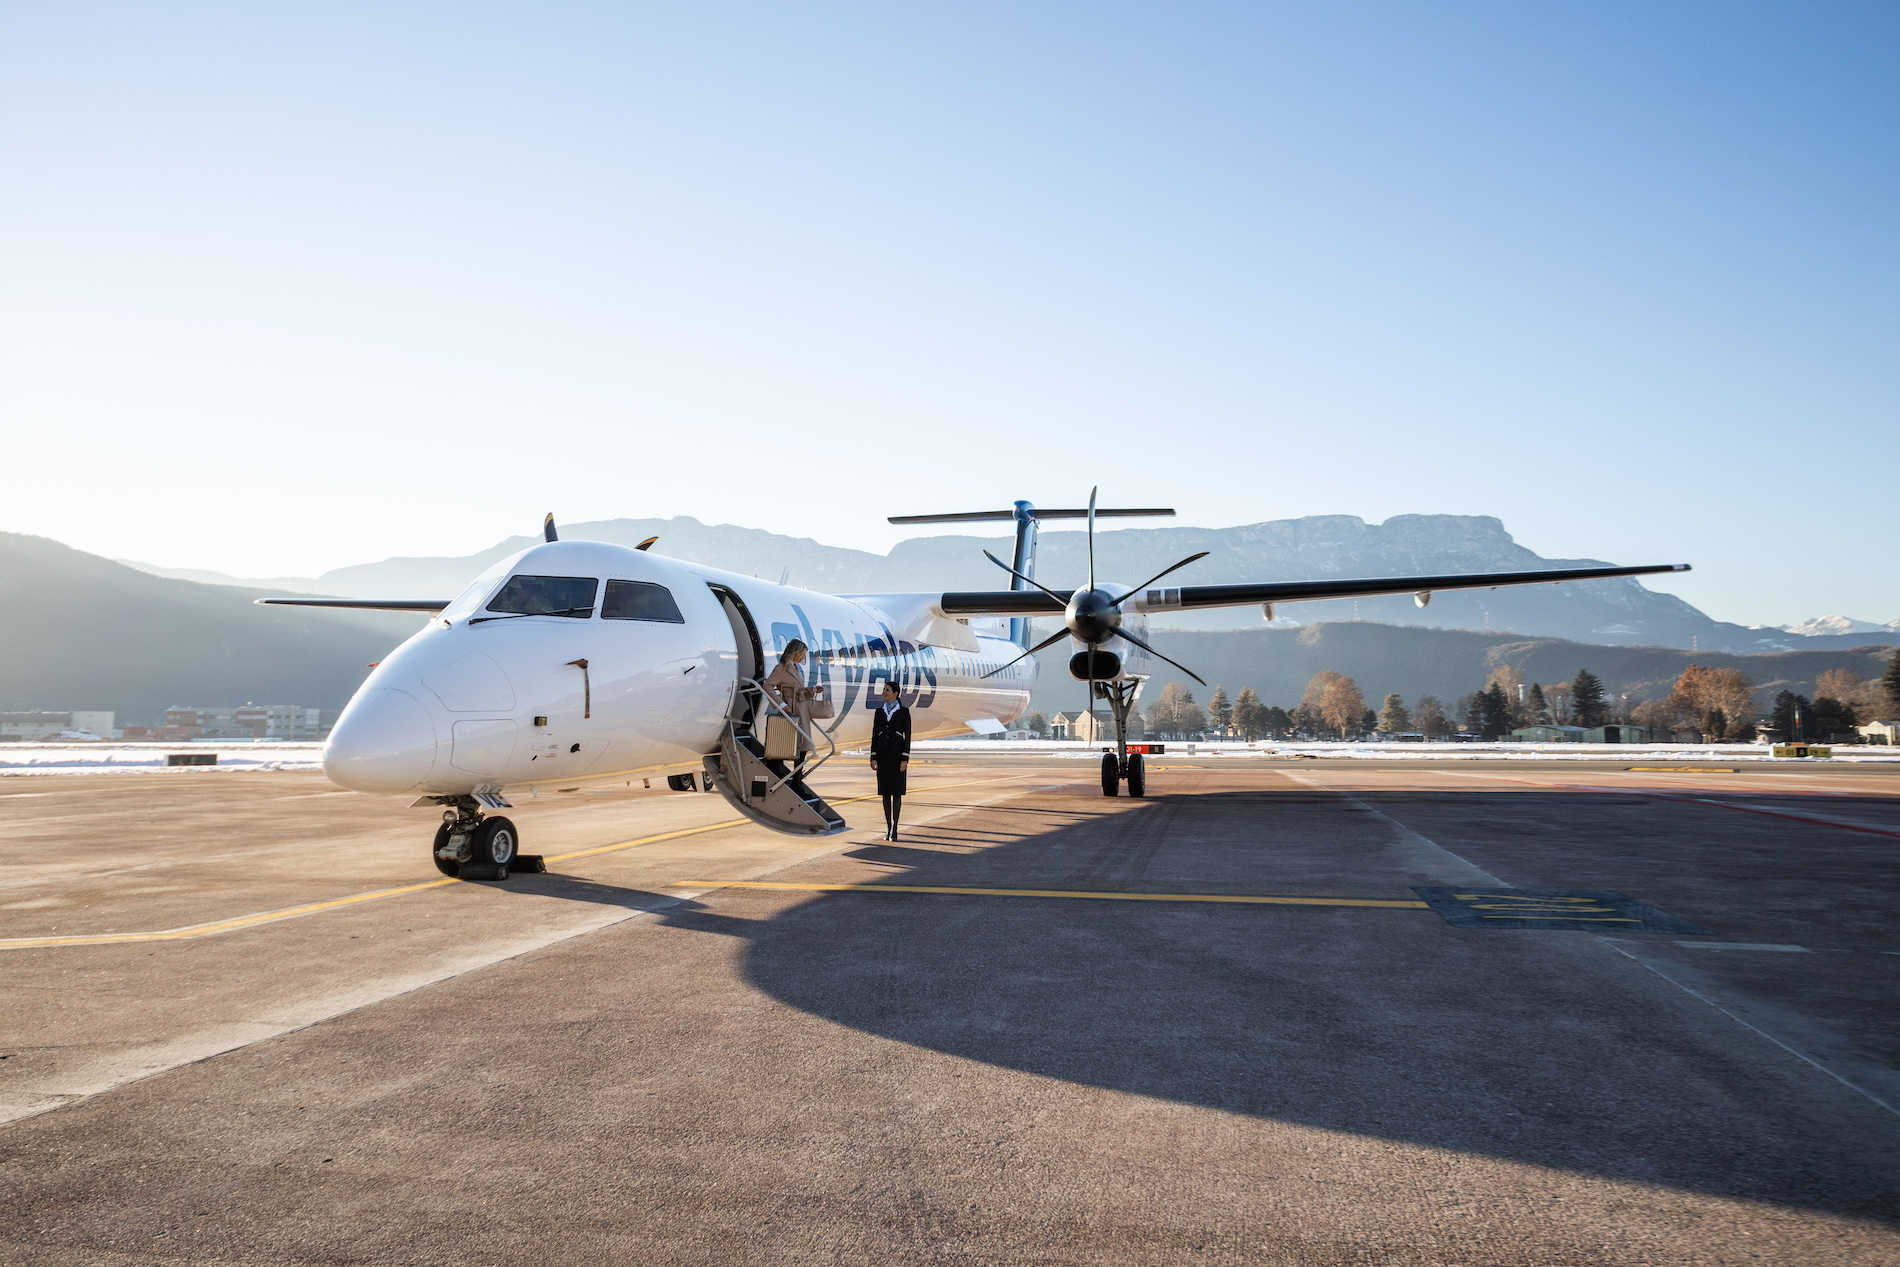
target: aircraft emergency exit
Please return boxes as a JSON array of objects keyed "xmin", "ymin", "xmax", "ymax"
[{"xmin": 261, "ymin": 497, "xmax": 1689, "ymax": 880}]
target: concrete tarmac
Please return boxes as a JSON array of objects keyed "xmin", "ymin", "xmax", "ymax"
[{"xmin": 2, "ymin": 757, "xmax": 1897, "ymax": 1264}]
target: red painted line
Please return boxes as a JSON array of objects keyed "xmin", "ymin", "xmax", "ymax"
[{"xmin": 1682, "ymin": 799, "xmax": 1900, "ymax": 839}]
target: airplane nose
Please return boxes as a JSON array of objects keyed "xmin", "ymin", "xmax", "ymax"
[{"xmin": 323, "ymin": 688, "xmax": 441, "ymax": 794}]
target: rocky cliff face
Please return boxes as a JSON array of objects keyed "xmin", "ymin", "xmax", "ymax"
[{"xmin": 132, "ymin": 513, "xmax": 1895, "ymax": 654}]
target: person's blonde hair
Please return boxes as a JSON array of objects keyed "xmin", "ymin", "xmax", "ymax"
[{"xmin": 781, "ymin": 638, "xmax": 808, "ymax": 661}]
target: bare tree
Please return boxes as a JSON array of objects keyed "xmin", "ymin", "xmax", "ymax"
[
  {"xmin": 1815, "ymin": 669, "xmax": 1874, "ymax": 712},
  {"xmin": 1317, "ymin": 674, "xmax": 1366, "ymax": 739},
  {"xmin": 1666, "ymin": 665, "xmax": 1757, "ymax": 738},
  {"xmin": 1413, "ymin": 695, "xmax": 1451, "ymax": 738}
]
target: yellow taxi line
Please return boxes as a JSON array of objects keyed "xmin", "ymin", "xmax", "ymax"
[
  {"xmin": 0, "ymin": 774, "xmax": 1029, "ymax": 950},
  {"xmin": 0, "ymin": 878, "xmax": 464, "ymax": 949},
  {"xmin": 666, "ymin": 880, "xmax": 1432, "ymax": 908}
]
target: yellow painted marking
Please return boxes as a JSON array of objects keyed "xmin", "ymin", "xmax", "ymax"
[
  {"xmin": 1480, "ymin": 914, "xmax": 1641, "ymax": 922},
  {"xmin": 665, "ymin": 880, "xmax": 1431, "ymax": 908},
  {"xmin": 0, "ymin": 774, "xmax": 1029, "ymax": 950},
  {"xmin": 0, "ymin": 878, "xmax": 462, "ymax": 949},
  {"xmin": 1627, "ymin": 767, "xmax": 1736, "ymax": 773}
]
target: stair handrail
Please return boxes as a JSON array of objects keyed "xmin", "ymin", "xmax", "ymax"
[{"xmin": 733, "ymin": 677, "xmax": 838, "ymax": 793}]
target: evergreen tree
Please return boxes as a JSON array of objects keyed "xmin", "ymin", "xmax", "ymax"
[
  {"xmin": 1480, "ymin": 682, "xmax": 1513, "ymax": 739},
  {"xmin": 1026, "ymin": 711, "xmax": 1049, "ymax": 737},
  {"xmin": 1768, "ymin": 691, "xmax": 1810, "ymax": 742},
  {"xmin": 1572, "ymin": 669, "xmax": 1608, "ymax": 728},
  {"xmin": 1377, "ymin": 693, "xmax": 1411, "ymax": 734},
  {"xmin": 1263, "ymin": 705, "xmax": 1294, "ymax": 739},
  {"xmin": 1359, "ymin": 707, "xmax": 1379, "ymax": 738},
  {"xmin": 1809, "ymin": 696, "xmax": 1858, "ymax": 738},
  {"xmin": 1527, "ymin": 683, "xmax": 1549, "ymax": 724},
  {"xmin": 1459, "ymin": 692, "xmax": 1484, "ymax": 735},
  {"xmin": 1232, "ymin": 688, "xmax": 1267, "ymax": 740},
  {"xmin": 1207, "ymin": 685, "xmax": 1233, "ymax": 737},
  {"xmin": 1703, "ymin": 707, "xmax": 1728, "ymax": 742},
  {"xmin": 1884, "ymin": 650, "xmax": 1900, "ymax": 716}
]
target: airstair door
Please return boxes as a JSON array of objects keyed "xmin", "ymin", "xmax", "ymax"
[{"xmin": 701, "ymin": 583, "xmax": 847, "ymax": 837}]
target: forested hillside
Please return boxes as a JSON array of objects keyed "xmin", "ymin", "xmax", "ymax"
[{"xmin": 1023, "ymin": 620, "xmax": 1898, "ymax": 721}]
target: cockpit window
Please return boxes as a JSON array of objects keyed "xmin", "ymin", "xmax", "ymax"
[
  {"xmin": 484, "ymin": 575, "xmax": 598, "ymax": 617},
  {"xmin": 601, "ymin": 579, "xmax": 685, "ymax": 623},
  {"xmin": 438, "ymin": 577, "xmax": 502, "ymax": 624}
]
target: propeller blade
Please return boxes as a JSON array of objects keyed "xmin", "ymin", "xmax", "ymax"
[
  {"xmin": 1111, "ymin": 551, "xmax": 1211, "ymax": 607},
  {"xmin": 982, "ymin": 550, "xmax": 1071, "ymax": 604},
  {"xmin": 1086, "ymin": 486, "xmax": 1098, "ymax": 592},
  {"xmin": 543, "ymin": 513, "xmax": 558, "ymax": 543},
  {"xmin": 980, "ymin": 628, "xmax": 1070, "ymax": 679},
  {"xmin": 1107, "ymin": 625, "xmax": 1206, "ymax": 686}
]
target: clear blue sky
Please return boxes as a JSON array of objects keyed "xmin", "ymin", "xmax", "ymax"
[{"xmin": 2, "ymin": 3, "xmax": 1893, "ymax": 625}]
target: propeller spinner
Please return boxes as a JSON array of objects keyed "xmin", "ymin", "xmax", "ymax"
[{"xmin": 982, "ymin": 487, "xmax": 1208, "ymax": 687}]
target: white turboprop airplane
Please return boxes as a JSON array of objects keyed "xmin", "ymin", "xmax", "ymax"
[{"xmin": 261, "ymin": 494, "xmax": 1688, "ymax": 880}]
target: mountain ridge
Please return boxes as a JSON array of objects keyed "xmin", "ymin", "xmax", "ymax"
[{"xmin": 120, "ymin": 513, "xmax": 1894, "ymax": 654}]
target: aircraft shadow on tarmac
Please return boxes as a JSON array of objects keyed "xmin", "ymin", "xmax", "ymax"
[{"xmin": 653, "ymin": 789, "xmax": 1900, "ymax": 1224}]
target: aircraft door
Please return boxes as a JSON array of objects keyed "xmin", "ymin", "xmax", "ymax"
[{"xmin": 706, "ymin": 583, "xmax": 764, "ymax": 724}]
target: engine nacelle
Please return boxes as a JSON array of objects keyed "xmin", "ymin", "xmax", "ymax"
[{"xmin": 1069, "ymin": 649, "xmax": 1122, "ymax": 681}]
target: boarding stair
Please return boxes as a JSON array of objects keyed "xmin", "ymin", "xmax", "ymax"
[{"xmin": 701, "ymin": 678, "xmax": 848, "ymax": 836}]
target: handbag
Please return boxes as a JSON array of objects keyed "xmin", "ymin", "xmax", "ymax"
[
  {"xmin": 763, "ymin": 715, "xmax": 801, "ymax": 761},
  {"xmin": 806, "ymin": 688, "xmax": 835, "ymax": 720}
]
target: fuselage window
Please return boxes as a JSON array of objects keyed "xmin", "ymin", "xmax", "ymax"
[
  {"xmin": 486, "ymin": 575, "xmax": 598, "ymax": 617},
  {"xmin": 602, "ymin": 579, "xmax": 685, "ymax": 623}
]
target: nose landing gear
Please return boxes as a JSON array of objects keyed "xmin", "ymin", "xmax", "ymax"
[
  {"xmin": 429, "ymin": 796, "xmax": 543, "ymax": 880},
  {"xmin": 1093, "ymin": 680, "xmax": 1148, "ymax": 799}
]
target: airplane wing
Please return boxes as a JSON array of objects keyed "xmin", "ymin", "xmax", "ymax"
[
  {"xmin": 254, "ymin": 598, "xmax": 452, "ymax": 612},
  {"xmin": 937, "ymin": 562, "xmax": 1690, "ymax": 616}
]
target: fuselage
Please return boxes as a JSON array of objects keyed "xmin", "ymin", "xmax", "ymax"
[{"xmin": 321, "ymin": 540, "xmax": 1040, "ymax": 796}]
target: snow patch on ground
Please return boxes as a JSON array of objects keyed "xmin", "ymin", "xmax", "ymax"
[
  {"xmin": 0, "ymin": 744, "xmax": 326, "ymax": 775},
  {"xmin": 912, "ymin": 739, "xmax": 1900, "ymax": 763}
]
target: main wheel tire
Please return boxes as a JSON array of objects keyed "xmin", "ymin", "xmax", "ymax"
[
  {"xmin": 1101, "ymin": 753, "xmax": 1120, "ymax": 797},
  {"xmin": 667, "ymin": 773, "xmax": 697, "ymax": 792},
  {"xmin": 1126, "ymin": 752, "xmax": 1146, "ymax": 798},
  {"xmin": 473, "ymin": 816, "xmax": 518, "ymax": 869},
  {"xmin": 431, "ymin": 823, "xmax": 461, "ymax": 878}
]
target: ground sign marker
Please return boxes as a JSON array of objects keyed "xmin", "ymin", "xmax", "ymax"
[{"xmin": 1413, "ymin": 887, "xmax": 1712, "ymax": 935}]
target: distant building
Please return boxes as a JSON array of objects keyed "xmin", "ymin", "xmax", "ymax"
[
  {"xmin": 1050, "ymin": 711, "xmax": 1115, "ymax": 743},
  {"xmin": 1859, "ymin": 720, "xmax": 1899, "ymax": 746},
  {"xmin": 1585, "ymin": 724, "xmax": 1668, "ymax": 744},
  {"xmin": 0, "ymin": 710, "xmax": 115, "ymax": 741},
  {"xmin": 160, "ymin": 704, "xmax": 327, "ymax": 740},
  {"xmin": 1510, "ymin": 725, "xmax": 1588, "ymax": 743}
]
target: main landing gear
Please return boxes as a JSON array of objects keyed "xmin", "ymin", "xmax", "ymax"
[
  {"xmin": 1093, "ymin": 680, "xmax": 1147, "ymax": 799},
  {"xmin": 430, "ymin": 796, "xmax": 545, "ymax": 880}
]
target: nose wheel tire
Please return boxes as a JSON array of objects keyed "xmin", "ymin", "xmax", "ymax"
[
  {"xmin": 431, "ymin": 823, "xmax": 463, "ymax": 877},
  {"xmin": 473, "ymin": 816, "xmax": 517, "ymax": 872},
  {"xmin": 1100, "ymin": 753, "xmax": 1120, "ymax": 797},
  {"xmin": 432, "ymin": 815, "xmax": 518, "ymax": 880},
  {"xmin": 1126, "ymin": 752, "xmax": 1145, "ymax": 798}
]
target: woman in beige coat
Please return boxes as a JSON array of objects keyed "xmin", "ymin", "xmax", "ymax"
[{"xmin": 762, "ymin": 638, "xmax": 819, "ymax": 760}]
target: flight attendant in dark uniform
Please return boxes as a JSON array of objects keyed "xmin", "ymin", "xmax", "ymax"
[{"xmin": 870, "ymin": 679, "xmax": 911, "ymax": 840}]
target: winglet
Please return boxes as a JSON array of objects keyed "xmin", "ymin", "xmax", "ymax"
[{"xmin": 543, "ymin": 513, "xmax": 558, "ymax": 543}]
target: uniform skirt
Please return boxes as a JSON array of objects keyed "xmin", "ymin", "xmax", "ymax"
[{"xmin": 873, "ymin": 755, "xmax": 908, "ymax": 796}]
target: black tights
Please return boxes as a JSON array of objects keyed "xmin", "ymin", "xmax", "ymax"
[{"xmin": 882, "ymin": 794, "xmax": 903, "ymax": 835}]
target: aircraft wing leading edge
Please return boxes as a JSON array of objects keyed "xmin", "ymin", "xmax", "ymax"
[
  {"xmin": 255, "ymin": 598, "xmax": 452, "ymax": 612},
  {"xmin": 937, "ymin": 562, "xmax": 1690, "ymax": 617}
]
